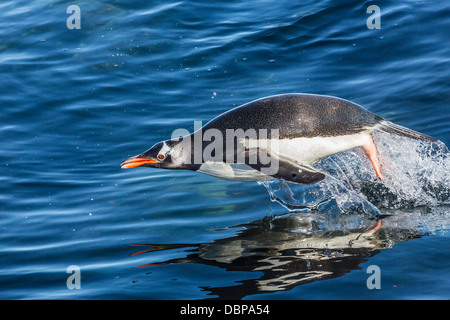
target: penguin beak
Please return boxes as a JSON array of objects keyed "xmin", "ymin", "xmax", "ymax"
[{"xmin": 121, "ymin": 155, "xmax": 157, "ymax": 169}]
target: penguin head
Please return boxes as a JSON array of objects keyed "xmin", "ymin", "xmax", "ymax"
[{"xmin": 121, "ymin": 138, "xmax": 191, "ymax": 170}]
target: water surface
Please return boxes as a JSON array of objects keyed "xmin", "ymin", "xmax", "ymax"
[{"xmin": 0, "ymin": 0, "xmax": 449, "ymax": 299}]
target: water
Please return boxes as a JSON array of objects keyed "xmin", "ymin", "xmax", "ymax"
[{"xmin": 0, "ymin": 0, "xmax": 449, "ymax": 300}]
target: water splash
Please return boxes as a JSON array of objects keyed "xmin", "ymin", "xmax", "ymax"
[{"xmin": 260, "ymin": 130, "xmax": 450, "ymax": 216}]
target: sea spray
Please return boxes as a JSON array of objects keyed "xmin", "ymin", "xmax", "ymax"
[{"xmin": 260, "ymin": 130, "xmax": 449, "ymax": 215}]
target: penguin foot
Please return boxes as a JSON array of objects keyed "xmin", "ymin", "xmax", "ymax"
[{"xmin": 363, "ymin": 136, "xmax": 383, "ymax": 179}]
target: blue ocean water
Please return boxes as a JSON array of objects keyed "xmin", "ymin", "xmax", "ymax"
[{"xmin": 0, "ymin": 0, "xmax": 449, "ymax": 300}]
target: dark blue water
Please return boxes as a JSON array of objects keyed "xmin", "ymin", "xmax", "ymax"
[{"xmin": 1, "ymin": 0, "xmax": 449, "ymax": 300}]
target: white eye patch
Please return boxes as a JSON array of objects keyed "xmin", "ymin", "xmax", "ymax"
[{"xmin": 158, "ymin": 141, "xmax": 171, "ymax": 156}]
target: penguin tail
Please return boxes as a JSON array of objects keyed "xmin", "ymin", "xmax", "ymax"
[{"xmin": 376, "ymin": 120, "xmax": 437, "ymax": 142}]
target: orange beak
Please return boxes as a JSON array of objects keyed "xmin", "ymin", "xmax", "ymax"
[{"xmin": 121, "ymin": 156, "xmax": 157, "ymax": 169}]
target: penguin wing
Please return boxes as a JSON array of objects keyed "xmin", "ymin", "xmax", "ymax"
[
  {"xmin": 269, "ymin": 160, "xmax": 326, "ymax": 185},
  {"xmin": 245, "ymin": 148, "xmax": 326, "ymax": 185}
]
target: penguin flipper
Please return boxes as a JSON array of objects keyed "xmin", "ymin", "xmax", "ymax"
[
  {"xmin": 271, "ymin": 161, "xmax": 326, "ymax": 185},
  {"xmin": 246, "ymin": 157, "xmax": 326, "ymax": 185}
]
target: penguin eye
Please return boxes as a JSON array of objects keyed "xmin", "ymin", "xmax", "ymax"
[{"xmin": 157, "ymin": 154, "xmax": 165, "ymax": 161}]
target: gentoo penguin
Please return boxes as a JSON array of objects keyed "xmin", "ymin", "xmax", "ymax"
[{"xmin": 121, "ymin": 93, "xmax": 436, "ymax": 185}]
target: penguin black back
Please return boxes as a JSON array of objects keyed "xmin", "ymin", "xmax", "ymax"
[{"xmin": 203, "ymin": 93, "xmax": 383, "ymax": 139}]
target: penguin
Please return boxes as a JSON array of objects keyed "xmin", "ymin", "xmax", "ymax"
[{"xmin": 121, "ymin": 93, "xmax": 436, "ymax": 185}]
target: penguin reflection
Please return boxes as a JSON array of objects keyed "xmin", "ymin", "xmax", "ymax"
[{"xmin": 128, "ymin": 212, "xmax": 426, "ymax": 299}]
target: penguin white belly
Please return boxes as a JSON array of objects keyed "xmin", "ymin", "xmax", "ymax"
[
  {"xmin": 197, "ymin": 162, "xmax": 272, "ymax": 182},
  {"xmin": 278, "ymin": 132, "xmax": 371, "ymax": 165},
  {"xmin": 246, "ymin": 131, "xmax": 371, "ymax": 166}
]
